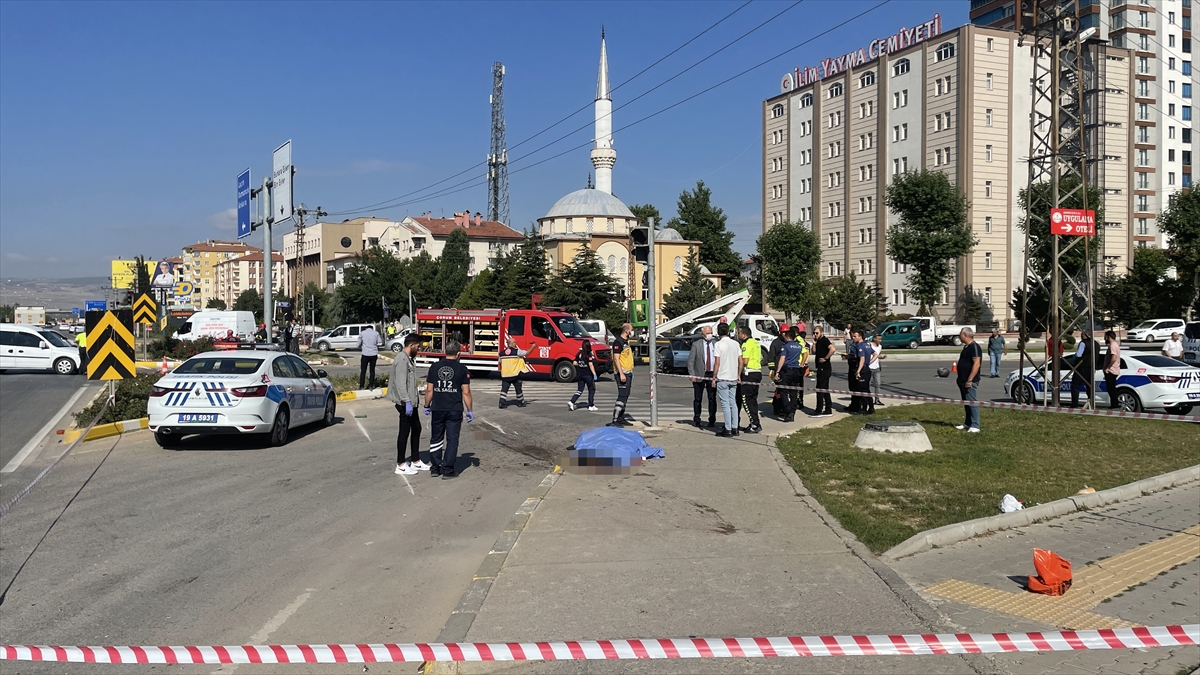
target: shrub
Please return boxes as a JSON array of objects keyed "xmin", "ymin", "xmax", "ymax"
[{"xmin": 74, "ymin": 373, "xmax": 163, "ymax": 426}]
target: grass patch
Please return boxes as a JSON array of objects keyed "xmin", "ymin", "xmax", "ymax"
[
  {"xmin": 778, "ymin": 404, "xmax": 1200, "ymax": 554},
  {"xmin": 327, "ymin": 373, "xmax": 390, "ymax": 393}
]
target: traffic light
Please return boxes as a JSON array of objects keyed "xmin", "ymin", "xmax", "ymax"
[
  {"xmin": 308, "ymin": 295, "xmax": 315, "ymax": 311},
  {"xmin": 631, "ymin": 226, "xmax": 649, "ymax": 263}
]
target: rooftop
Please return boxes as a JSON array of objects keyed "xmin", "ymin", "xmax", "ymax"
[
  {"xmin": 409, "ymin": 216, "xmax": 523, "ymax": 240},
  {"xmin": 543, "ymin": 189, "xmax": 635, "ymax": 220}
]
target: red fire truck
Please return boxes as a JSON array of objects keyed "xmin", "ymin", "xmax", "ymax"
[{"xmin": 415, "ymin": 308, "xmax": 612, "ymax": 382}]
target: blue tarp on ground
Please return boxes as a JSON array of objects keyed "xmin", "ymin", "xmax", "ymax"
[{"xmin": 571, "ymin": 427, "xmax": 665, "ymax": 466}]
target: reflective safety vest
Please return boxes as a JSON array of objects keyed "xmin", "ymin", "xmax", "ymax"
[{"xmin": 498, "ymin": 347, "xmax": 528, "ymax": 378}]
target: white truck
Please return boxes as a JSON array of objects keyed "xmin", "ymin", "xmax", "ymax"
[
  {"xmin": 912, "ymin": 316, "xmax": 976, "ymax": 345},
  {"xmin": 14, "ymin": 306, "xmax": 46, "ymax": 326},
  {"xmin": 176, "ymin": 310, "xmax": 257, "ymax": 341}
]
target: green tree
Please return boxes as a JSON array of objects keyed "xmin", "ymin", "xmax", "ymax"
[
  {"xmin": 0, "ymin": 304, "xmax": 13, "ymax": 322},
  {"xmin": 434, "ymin": 229, "xmax": 470, "ymax": 308},
  {"xmin": 666, "ymin": 181, "xmax": 742, "ymax": 283},
  {"xmin": 402, "ymin": 250, "xmax": 441, "ymax": 310},
  {"xmin": 756, "ymin": 220, "xmax": 821, "ymax": 321},
  {"xmin": 661, "ymin": 249, "xmax": 719, "ymax": 319},
  {"xmin": 818, "ymin": 273, "xmax": 878, "ymax": 330},
  {"xmin": 1017, "ymin": 176, "xmax": 1105, "ymax": 280},
  {"xmin": 628, "ymin": 204, "xmax": 662, "ymax": 228},
  {"xmin": 233, "ymin": 289, "xmax": 263, "ymax": 321},
  {"xmin": 1096, "ymin": 247, "xmax": 1189, "ymax": 327},
  {"xmin": 497, "ymin": 233, "xmax": 549, "ymax": 308},
  {"xmin": 455, "ymin": 269, "xmax": 500, "ymax": 309},
  {"xmin": 134, "ymin": 255, "xmax": 153, "ymax": 296},
  {"xmin": 885, "ymin": 170, "xmax": 976, "ymax": 319},
  {"xmin": 299, "ymin": 281, "xmax": 330, "ymax": 326},
  {"xmin": 337, "ymin": 247, "xmax": 406, "ymax": 321},
  {"xmin": 205, "ymin": 298, "xmax": 227, "ymax": 310},
  {"xmin": 1158, "ymin": 188, "xmax": 1200, "ymax": 319},
  {"xmin": 542, "ymin": 246, "xmax": 623, "ymax": 317}
]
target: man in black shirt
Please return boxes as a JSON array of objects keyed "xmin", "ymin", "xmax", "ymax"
[
  {"xmin": 810, "ymin": 326, "xmax": 834, "ymax": 417},
  {"xmin": 423, "ymin": 339, "xmax": 474, "ymax": 478},
  {"xmin": 955, "ymin": 328, "xmax": 982, "ymax": 432}
]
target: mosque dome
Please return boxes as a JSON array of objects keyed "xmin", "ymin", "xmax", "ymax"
[
  {"xmin": 543, "ymin": 189, "xmax": 635, "ymax": 220},
  {"xmin": 657, "ymin": 228, "xmax": 684, "ymax": 241}
]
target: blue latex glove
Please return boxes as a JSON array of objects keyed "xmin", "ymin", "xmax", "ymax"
[
  {"xmin": 422, "ymin": 407, "xmax": 431, "ymax": 416},
  {"xmin": 405, "ymin": 402, "xmax": 414, "ymax": 416},
  {"xmin": 465, "ymin": 411, "xmax": 474, "ymax": 423}
]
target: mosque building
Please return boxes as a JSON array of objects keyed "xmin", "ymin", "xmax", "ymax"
[{"xmin": 538, "ymin": 32, "xmax": 718, "ymax": 311}]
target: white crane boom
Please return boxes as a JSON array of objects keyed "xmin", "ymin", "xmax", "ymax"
[{"xmin": 655, "ymin": 289, "xmax": 750, "ymax": 335}]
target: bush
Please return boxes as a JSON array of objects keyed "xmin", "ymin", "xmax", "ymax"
[
  {"xmin": 328, "ymin": 372, "xmax": 389, "ymax": 393},
  {"xmin": 150, "ymin": 335, "xmax": 216, "ymax": 360},
  {"xmin": 74, "ymin": 373, "xmax": 163, "ymax": 426}
]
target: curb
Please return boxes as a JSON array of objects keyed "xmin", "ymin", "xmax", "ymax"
[
  {"xmin": 63, "ymin": 417, "xmax": 148, "ymax": 444},
  {"xmin": 336, "ymin": 387, "xmax": 388, "ymax": 402},
  {"xmin": 881, "ymin": 464, "xmax": 1200, "ymax": 561}
]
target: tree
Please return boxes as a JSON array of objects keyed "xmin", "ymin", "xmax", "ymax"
[
  {"xmin": 299, "ymin": 281, "xmax": 330, "ymax": 326},
  {"xmin": 756, "ymin": 220, "xmax": 821, "ymax": 321},
  {"xmin": 402, "ymin": 250, "xmax": 441, "ymax": 309},
  {"xmin": 497, "ymin": 233, "xmax": 548, "ymax": 308},
  {"xmin": 337, "ymin": 247, "xmax": 406, "ymax": 321},
  {"xmin": 455, "ymin": 269, "xmax": 500, "ymax": 309},
  {"xmin": 205, "ymin": 298, "xmax": 227, "ymax": 310},
  {"xmin": 885, "ymin": 170, "xmax": 976, "ymax": 319},
  {"xmin": 1095, "ymin": 247, "xmax": 1189, "ymax": 328},
  {"xmin": 542, "ymin": 246, "xmax": 623, "ymax": 317},
  {"xmin": 1017, "ymin": 176, "xmax": 1105, "ymax": 280},
  {"xmin": 628, "ymin": 204, "xmax": 662, "ymax": 228},
  {"xmin": 667, "ymin": 181, "xmax": 742, "ymax": 283},
  {"xmin": 818, "ymin": 273, "xmax": 878, "ymax": 330},
  {"xmin": 434, "ymin": 229, "xmax": 470, "ymax": 308},
  {"xmin": 1158, "ymin": 189, "xmax": 1200, "ymax": 319},
  {"xmin": 0, "ymin": 304, "xmax": 13, "ymax": 322},
  {"xmin": 661, "ymin": 249, "xmax": 719, "ymax": 319},
  {"xmin": 233, "ymin": 289, "xmax": 263, "ymax": 321},
  {"xmin": 134, "ymin": 255, "xmax": 153, "ymax": 296}
]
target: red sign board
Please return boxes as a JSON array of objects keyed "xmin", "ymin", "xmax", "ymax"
[{"xmin": 1049, "ymin": 208, "xmax": 1096, "ymax": 236}]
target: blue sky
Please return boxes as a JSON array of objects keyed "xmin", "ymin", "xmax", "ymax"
[{"xmin": 0, "ymin": 0, "xmax": 965, "ymax": 279}]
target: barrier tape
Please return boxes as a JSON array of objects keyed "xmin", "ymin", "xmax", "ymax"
[
  {"xmin": 0, "ymin": 396, "xmax": 111, "ymax": 519},
  {"xmin": 3, "ymin": 625, "xmax": 1195, "ymax": 663},
  {"xmin": 652, "ymin": 371, "xmax": 1199, "ymax": 423}
]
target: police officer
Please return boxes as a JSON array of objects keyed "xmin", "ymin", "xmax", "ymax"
[
  {"xmin": 851, "ymin": 329, "xmax": 875, "ymax": 415},
  {"xmin": 772, "ymin": 329, "xmax": 803, "ymax": 422},
  {"xmin": 423, "ymin": 339, "xmax": 473, "ymax": 479},
  {"xmin": 736, "ymin": 325, "xmax": 762, "ymax": 433}
]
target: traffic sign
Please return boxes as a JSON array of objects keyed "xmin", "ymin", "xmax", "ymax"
[
  {"xmin": 85, "ymin": 309, "xmax": 135, "ymax": 381},
  {"xmin": 237, "ymin": 168, "xmax": 252, "ymax": 239},
  {"xmin": 133, "ymin": 293, "xmax": 157, "ymax": 325},
  {"xmin": 85, "ymin": 300, "xmax": 107, "ymax": 312},
  {"xmin": 173, "ymin": 281, "xmax": 194, "ymax": 297},
  {"xmin": 272, "ymin": 141, "xmax": 293, "ymax": 224},
  {"xmin": 72, "ymin": 307, "xmax": 80, "ymax": 317},
  {"xmin": 1050, "ymin": 208, "xmax": 1096, "ymax": 236}
]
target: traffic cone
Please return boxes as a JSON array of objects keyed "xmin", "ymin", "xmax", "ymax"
[
  {"xmin": 161, "ymin": 357, "xmax": 169, "ymax": 375},
  {"xmin": 951, "ymin": 360, "xmax": 958, "ymax": 375}
]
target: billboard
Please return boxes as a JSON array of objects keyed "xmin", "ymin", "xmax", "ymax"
[
  {"xmin": 151, "ymin": 260, "xmax": 176, "ymax": 288},
  {"xmin": 111, "ymin": 260, "xmax": 155, "ymax": 290},
  {"xmin": 1050, "ymin": 208, "xmax": 1096, "ymax": 236}
]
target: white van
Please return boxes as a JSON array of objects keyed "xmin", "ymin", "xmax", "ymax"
[
  {"xmin": 0, "ymin": 323, "xmax": 81, "ymax": 374},
  {"xmin": 311, "ymin": 324, "xmax": 378, "ymax": 351},
  {"xmin": 176, "ymin": 311, "xmax": 257, "ymax": 342}
]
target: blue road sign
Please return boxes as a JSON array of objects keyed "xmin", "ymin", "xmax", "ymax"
[
  {"xmin": 85, "ymin": 300, "xmax": 107, "ymax": 312},
  {"xmin": 72, "ymin": 307, "xmax": 80, "ymax": 316},
  {"xmin": 237, "ymin": 168, "xmax": 252, "ymax": 239}
]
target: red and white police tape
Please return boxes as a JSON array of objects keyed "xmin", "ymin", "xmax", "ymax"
[
  {"xmin": 3, "ymin": 625, "xmax": 1196, "ymax": 663},
  {"xmin": 655, "ymin": 371, "xmax": 1198, "ymax": 423}
]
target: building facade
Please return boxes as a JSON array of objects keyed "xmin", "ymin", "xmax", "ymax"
[
  {"xmin": 763, "ymin": 17, "xmax": 1135, "ymax": 325},
  {"xmin": 179, "ymin": 240, "xmax": 262, "ymax": 309},
  {"xmin": 213, "ymin": 251, "xmax": 284, "ymax": 309}
]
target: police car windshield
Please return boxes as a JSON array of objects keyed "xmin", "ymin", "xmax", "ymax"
[
  {"xmin": 175, "ymin": 358, "xmax": 264, "ymax": 375},
  {"xmin": 38, "ymin": 331, "xmax": 72, "ymax": 348},
  {"xmin": 554, "ymin": 316, "xmax": 590, "ymax": 339}
]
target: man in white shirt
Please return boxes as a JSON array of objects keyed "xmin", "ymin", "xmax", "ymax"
[
  {"xmin": 1162, "ymin": 332, "xmax": 1184, "ymax": 360},
  {"xmin": 357, "ymin": 324, "xmax": 383, "ymax": 390},
  {"xmin": 869, "ymin": 334, "xmax": 885, "ymax": 406},
  {"xmin": 711, "ymin": 322, "xmax": 743, "ymax": 437}
]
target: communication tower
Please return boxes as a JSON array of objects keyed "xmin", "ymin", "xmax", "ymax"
[{"xmin": 487, "ymin": 62, "xmax": 509, "ymax": 226}]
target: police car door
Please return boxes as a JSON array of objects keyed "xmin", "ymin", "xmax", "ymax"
[
  {"xmin": 270, "ymin": 355, "xmax": 309, "ymax": 423},
  {"xmin": 287, "ymin": 355, "xmax": 325, "ymax": 419}
]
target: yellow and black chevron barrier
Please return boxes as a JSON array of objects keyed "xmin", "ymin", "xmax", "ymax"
[
  {"xmin": 133, "ymin": 293, "xmax": 157, "ymax": 326},
  {"xmin": 85, "ymin": 309, "xmax": 135, "ymax": 381}
]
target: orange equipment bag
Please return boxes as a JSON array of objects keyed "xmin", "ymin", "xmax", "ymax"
[{"xmin": 1027, "ymin": 549, "xmax": 1072, "ymax": 596}]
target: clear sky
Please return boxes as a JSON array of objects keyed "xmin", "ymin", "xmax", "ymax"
[{"xmin": 0, "ymin": 0, "xmax": 965, "ymax": 280}]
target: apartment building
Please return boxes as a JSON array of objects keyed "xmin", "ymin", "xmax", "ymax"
[
  {"xmin": 972, "ymin": 0, "xmax": 1195, "ymax": 251},
  {"xmin": 179, "ymin": 240, "xmax": 261, "ymax": 309},
  {"xmin": 763, "ymin": 17, "xmax": 1135, "ymax": 325},
  {"xmin": 213, "ymin": 251, "xmax": 284, "ymax": 309}
]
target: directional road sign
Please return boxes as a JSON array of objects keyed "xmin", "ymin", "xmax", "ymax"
[
  {"xmin": 237, "ymin": 168, "xmax": 252, "ymax": 239},
  {"xmin": 85, "ymin": 300, "xmax": 107, "ymax": 312},
  {"xmin": 272, "ymin": 141, "xmax": 293, "ymax": 224},
  {"xmin": 1050, "ymin": 208, "xmax": 1096, "ymax": 236},
  {"xmin": 72, "ymin": 307, "xmax": 80, "ymax": 317},
  {"xmin": 85, "ymin": 309, "xmax": 135, "ymax": 381},
  {"xmin": 133, "ymin": 293, "xmax": 157, "ymax": 325}
]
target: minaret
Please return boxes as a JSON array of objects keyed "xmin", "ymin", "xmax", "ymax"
[{"xmin": 590, "ymin": 29, "xmax": 616, "ymax": 194}]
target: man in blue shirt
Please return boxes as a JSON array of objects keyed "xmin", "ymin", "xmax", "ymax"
[
  {"xmin": 851, "ymin": 329, "xmax": 875, "ymax": 415},
  {"xmin": 771, "ymin": 329, "xmax": 804, "ymax": 422}
]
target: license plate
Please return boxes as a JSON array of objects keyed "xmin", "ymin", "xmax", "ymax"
[
  {"xmin": 178, "ymin": 414, "xmax": 218, "ymax": 423},
  {"xmin": 1189, "ymin": 393, "xmax": 1200, "ymax": 400}
]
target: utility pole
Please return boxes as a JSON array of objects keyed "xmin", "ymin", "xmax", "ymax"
[
  {"xmin": 487, "ymin": 62, "xmax": 510, "ymax": 226},
  {"xmin": 647, "ymin": 218, "xmax": 658, "ymax": 428},
  {"xmin": 1017, "ymin": 0, "xmax": 1099, "ymax": 409},
  {"xmin": 293, "ymin": 203, "xmax": 327, "ymax": 298}
]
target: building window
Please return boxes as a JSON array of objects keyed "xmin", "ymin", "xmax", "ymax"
[
  {"xmin": 799, "ymin": 93, "xmax": 813, "ymax": 108},
  {"xmin": 984, "ymin": 216, "xmax": 993, "ymax": 234},
  {"xmin": 986, "ymin": 37, "xmax": 994, "ymax": 52},
  {"xmin": 984, "ymin": 252, "xmax": 992, "ymax": 270},
  {"xmin": 892, "ymin": 123, "xmax": 908, "ymax": 142},
  {"xmin": 935, "ymin": 149, "xmax": 944, "ymax": 166},
  {"xmin": 1185, "ymin": 62, "xmax": 1193, "ymax": 76},
  {"xmin": 1137, "ymin": 195, "xmax": 1149, "ymax": 212},
  {"xmin": 1185, "ymin": 106, "xmax": 1194, "ymax": 120},
  {"xmin": 620, "ymin": 257, "xmax": 627, "ymax": 273},
  {"xmin": 1169, "ymin": 172, "xmax": 1176, "ymax": 185},
  {"xmin": 1139, "ymin": 10, "xmax": 1148, "ymax": 28},
  {"xmin": 985, "ymin": 181, "xmax": 993, "ymax": 198},
  {"xmin": 892, "ymin": 157, "xmax": 908, "ymax": 175},
  {"xmin": 985, "ymin": 73, "xmax": 993, "ymax": 90},
  {"xmin": 1137, "ymin": 149, "xmax": 1149, "ymax": 165},
  {"xmin": 892, "ymin": 58, "xmax": 910, "ymax": 76},
  {"xmin": 772, "ymin": 103, "xmax": 785, "ymax": 118},
  {"xmin": 1184, "ymin": 128, "xmax": 1192, "ymax": 143},
  {"xmin": 586, "ymin": 218, "xmax": 593, "ymax": 233},
  {"xmin": 1137, "ymin": 172, "xmax": 1149, "ymax": 189},
  {"xmin": 673, "ymin": 256, "xmax": 683, "ymax": 274},
  {"xmin": 828, "ymin": 82, "xmax": 843, "ymax": 98},
  {"xmin": 1184, "ymin": 83, "xmax": 1193, "ymax": 98},
  {"xmin": 566, "ymin": 218, "xmax": 574, "ymax": 232},
  {"xmin": 983, "ymin": 287, "xmax": 992, "ymax": 306},
  {"xmin": 935, "ymin": 42, "xmax": 956, "ymax": 61},
  {"xmin": 606, "ymin": 218, "xmax": 614, "ymax": 232},
  {"xmin": 1136, "ymin": 218, "xmax": 1149, "ymax": 235},
  {"xmin": 1168, "ymin": 57, "xmax": 1176, "ymax": 71},
  {"xmin": 892, "ymin": 89, "xmax": 909, "ymax": 108},
  {"xmin": 1170, "ymin": 149, "xmax": 1176, "ymax": 162},
  {"xmin": 985, "ymin": 145, "xmax": 993, "ymax": 162},
  {"xmin": 1137, "ymin": 126, "xmax": 1150, "ymax": 143},
  {"xmin": 1139, "ymin": 80, "xmax": 1151, "ymax": 97},
  {"xmin": 985, "ymin": 108, "xmax": 993, "ymax": 127},
  {"xmin": 859, "ymin": 71, "xmax": 875, "ymax": 87}
]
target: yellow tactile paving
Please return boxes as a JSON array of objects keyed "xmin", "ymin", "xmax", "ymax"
[{"xmin": 923, "ymin": 523, "xmax": 1200, "ymax": 630}]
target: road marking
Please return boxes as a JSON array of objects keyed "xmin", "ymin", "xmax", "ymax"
[
  {"xmin": 214, "ymin": 590, "xmax": 313, "ymax": 674},
  {"xmin": 348, "ymin": 407, "xmax": 370, "ymax": 441},
  {"xmin": 924, "ymin": 524, "xmax": 1200, "ymax": 629},
  {"xmin": 476, "ymin": 416, "xmax": 505, "ymax": 435},
  {"xmin": 2, "ymin": 385, "xmax": 93, "ymax": 474},
  {"xmin": 400, "ymin": 472, "xmax": 414, "ymax": 495}
]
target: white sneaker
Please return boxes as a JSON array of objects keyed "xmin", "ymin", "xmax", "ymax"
[
  {"xmin": 967, "ymin": 427, "xmax": 981, "ymax": 433},
  {"xmin": 411, "ymin": 460, "xmax": 432, "ymax": 471},
  {"xmin": 587, "ymin": 406, "xmax": 599, "ymax": 411},
  {"xmin": 567, "ymin": 401, "xmax": 576, "ymax": 411},
  {"xmin": 954, "ymin": 424, "xmax": 967, "ymax": 430},
  {"xmin": 395, "ymin": 463, "xmax": 418, "ymax": 475}
]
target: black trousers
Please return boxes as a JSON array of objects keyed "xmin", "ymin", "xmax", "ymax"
[
  {"xmin": 429, "ymin": 410, "xmax": 463, "ymax": 472},
  {"xmin": 815, "ymin": 361, "xmax": 833, "ymax": 414},
  {"xmin": 571, "ymin": 373, "xmax": 596, "ymax": 406},
  {"xmin": 1070, "ymin": 370, "xmax": 1091, "ymax": 406},
  {"xmin": 1105, "ymin": 372, "xmax": 1120, "ymax": 408},
  {"xmin": 846, "ymin": 358, "xmax": 862, "ymax": 411},
  {"xmin": 737, "ymin": 371, "xmax": 762, "ymax": 427},
  {"xmin": 613, "ymin": 372, "xmax": 634, "ymax": 420},
  {"xmin": 855, "ymin": 371, "xmax": 874, "ymax": 413},
  {"xmin": 395, "ymin": 404, "xmax": 422, "ymax": 464},
  {"xmin": 360, "ymin": 355, "xmax": 378, "ymax": 390},
  {"xmin": 779, "ymin": 368, "xmax": 802, "ymax": 417},
  {"xmin": 78, "ymin": 346, "xmax": 87, "ymax": 371},
  {"xmin": 692, "ymin": 373, "xmax": 716, "ymax": 422},
  {"xmin": 500, "ymin": 377, "xmax": 524, "ymax": 406}
]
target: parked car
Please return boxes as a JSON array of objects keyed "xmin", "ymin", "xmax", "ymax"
[
  {"xmin": 0, "ymin": 323, "xmax": 81, "ymax": 374},
  {"xmin": 147, "ymin": 351, "xmax": 335, "ymax": 448},
  {"xmin": 1183, "ymin": 321, "xmax": 1200, "ymax": 366},
  {"xmin": 868, "ymin": 320, "xmax": 924, "ymax": 349},
  {"xmin": 1126, "ymin": 318, "xmax": 1187, "ymax": 342},
  {"xmin": 311, "ymin": 324, "xmax": 378, "ymax": 351},
  {"xmin": 385, "ymin": 327, "xmax": 418, "ymax": 352},
  {"xmin": 1004, "ymin": 352, "xmax": 1199, "ymax": 414},
  {"xmin": 657, "ymin": 335, "xmax": 701, "ymax": 374}
]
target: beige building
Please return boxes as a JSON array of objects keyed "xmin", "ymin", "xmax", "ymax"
[
  {"xmin": 281, "ymin": 220, "xmax": 370, "ymax": 294},
  {"xmin": 179, "ymin": 240, "xmax": 262, "ymax": 309},
  {"xmin": 763, "ymin": 17, "xmax": 1135, "ymax": 325},
  {"xmin": 213, "ymin": 251, "xmax": 284, "ymax": 309}
]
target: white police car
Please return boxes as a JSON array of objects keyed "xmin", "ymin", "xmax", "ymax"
[
  {"xmin": 1004, "ymin": 352, "xmax": 1200, "ymax": 415},
  {"xmin": 147, "ymin": 351, "xmax": 335, "ymax": 448}
]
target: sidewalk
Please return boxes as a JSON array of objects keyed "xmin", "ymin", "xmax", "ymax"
[{"xmin": 437, "ymin": 414, "xmax": 980, "ymax": 674}]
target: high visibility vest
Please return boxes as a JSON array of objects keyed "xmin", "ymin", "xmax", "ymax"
[{"xmin": 499, "ymin": 348, "xmax": 527, "ymax": 378}]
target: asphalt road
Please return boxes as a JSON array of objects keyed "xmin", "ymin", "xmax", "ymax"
[{"xmin": 0, "ymin": 371, "xmax": 91, "ymax": 470}]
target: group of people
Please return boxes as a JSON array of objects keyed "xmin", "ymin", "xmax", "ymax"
[
  {"xmin": 684, "ymin": 322, "xmax": 762, "ymax": 436},
  {"xmin": 387, "ymin": 332, "xmax": 472, "ymax": 478}
]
